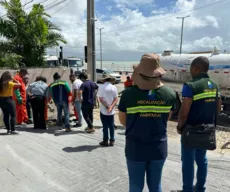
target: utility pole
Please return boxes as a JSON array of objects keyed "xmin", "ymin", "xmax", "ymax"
[
  {"xmin": 87, "ymin": 0, "xmax": 97, "ymax": 81},
  {"xmin": 97, "ymin": 27, "xmax": 104, "ymax": 69},
  {"xmin": 177, "ymin": 15, "xmax": 190, "ymax": 54}
]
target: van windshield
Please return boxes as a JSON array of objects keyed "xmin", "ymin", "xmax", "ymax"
[
  {"xmin": 47, "ymin": 60, "xmax": 58, "ymax": 66},
  {"xmin": 69, "ymin": 60, "xmax": 83, "ymax": 67}
]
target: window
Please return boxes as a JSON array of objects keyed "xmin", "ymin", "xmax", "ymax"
[{"xmin": 68, "ymin": 59, "xmax": 83, "ymax": 67}]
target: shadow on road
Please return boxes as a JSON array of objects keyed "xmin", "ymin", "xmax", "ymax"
[
  {"xmin": 14, "ymin": 127, "xmax": 86, "ymax": 136},
  {"xmin": 54, "ymin": 130, "xmax": 86, "ymax": 136},
  {"xmin": 221, "ymin": 142, "xmax": 230, "ymax": 149},
  {"xmin": 63, "ymin": 145, "xmax": 101, "ymax": 153},
  {"xmin": 94, "ymin": 125, "xmax": 125, "ymax": 130}
]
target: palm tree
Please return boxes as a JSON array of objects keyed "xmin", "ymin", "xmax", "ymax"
[{"xmin": 0, "ymin": 0, "xmax": 66, "ymax": 67}]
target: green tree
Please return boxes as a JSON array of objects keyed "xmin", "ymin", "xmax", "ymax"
[{"xmin": 0, "ymin": 0, "xmax": 66, "ymax": 67}]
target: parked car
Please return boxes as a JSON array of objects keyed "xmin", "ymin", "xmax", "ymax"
[{"xmin": 96, "ymin": 68, "xmax": 121, "ymax": 84}]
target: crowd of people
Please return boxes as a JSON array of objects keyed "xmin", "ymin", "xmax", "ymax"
[
  {"xmin": 0, "ymin": 69, "xmax": 118, "ymax": 143},
  {"xmin": 0, "ymin": 53, "xmax": 222, "ymax": 192}
]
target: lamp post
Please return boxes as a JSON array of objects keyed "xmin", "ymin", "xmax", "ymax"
[
  {"xmin": 97, "ymin": 27, "xmax": 104, "ymax": 69},
  {"xmin": 177, "ymin": 15, "xmax": 190, "ymax": 54}
]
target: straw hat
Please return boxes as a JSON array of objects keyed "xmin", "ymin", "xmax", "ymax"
[
  {"xmin": 132, "ymin": 53, "xmax": 166, "ymax": 90},
  {"xmin": 100, "ymin": 73, "xmax": 115, "ymax": 82}
]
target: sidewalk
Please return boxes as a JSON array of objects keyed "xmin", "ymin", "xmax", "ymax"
[{"xmin": 0, "ymin": 119, "xmax": 230, "ymax": 192}]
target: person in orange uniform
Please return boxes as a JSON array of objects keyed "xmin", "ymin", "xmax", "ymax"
[
  {"xmin": 124, "ymin": 76, "xmax": 133, "ymax": 89},
  {"xmin": 13, "ymin": 68, "xmax": 30, "ymax": 125}
]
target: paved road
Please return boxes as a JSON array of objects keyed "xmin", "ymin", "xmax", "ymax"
[{"xmin": 1, "ymin": 119, "xmax": 230, "ymax": 192}]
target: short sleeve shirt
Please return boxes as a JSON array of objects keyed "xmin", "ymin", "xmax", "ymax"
[
  {"xmin": 80, "ymin": 80, "xmax": 98, "ymax": 104},
  {"xmin": 97, "ymin": 82, "xmax": 118, "ymax": 115},
  {"xmin": 0, "ymin": 81, "xmax": 15, "ymax": 97},
  {"xmin": 27, "ymin": 81, "xmax": 48, "ymax": 96},
  {"xmin": 182, "ymin": 84, "xmax": 193, "ymax": 98},
  {"xmin": 72, "ymin": 79, "xmax": 83, "ymax": 101},
  {"xmin": 118, "ymin": 86, "xmax": 176, "ymax": 162}
]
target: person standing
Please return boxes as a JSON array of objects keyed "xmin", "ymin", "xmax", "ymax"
[
  {"xmin": 98, "ymin": 74, "xmax": 118, "ymax": 146},
  {"xmin": 69, "ymin": 74, "xmax": 83, "ymax": 127},
  {"xmin": 0, "ymin": 71, "xmax": 21, "ymax": 134},
  {"xmin": 27, "ymin": 76, "xmax": 48, "ymax": 129},
  {"xmin": 13, "ymin": 68, "xmax": 29, "ymax": 125},
  {"xmin": 23, "ymin": 77, "xmax": 33, "ymax": 123},
  {"xmin": 79, "ymin": 72, "xmax": 98, "ymax": 133},
  {"xmin": 48, "ymin": 72, "xmax": 72, "ymax": 132},
  {"xmin": 118, "ymin": 53, "xmax": 176, "ymax": 192},
  {"xmin": 124, "ymin": 76, "xmax": 133, "ymax": 89},
  {"xmin": 176, "ymin": 57, "xmax": 222, "ymax": 192}
]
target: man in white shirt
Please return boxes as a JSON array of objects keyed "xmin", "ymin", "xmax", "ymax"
[
  {"xmin": 98, "ymin": 74, "xmax": 118, "ymax": 147},
  {"xmin": 69, "ymin": 74, "xmax": 83, "ymax": 127}
]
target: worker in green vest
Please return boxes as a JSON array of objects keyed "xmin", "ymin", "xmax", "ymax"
[{"xmin": 176, "ymin": 56, "xmax": 222, "ymax": 192}]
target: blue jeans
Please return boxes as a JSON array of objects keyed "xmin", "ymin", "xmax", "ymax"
[
  {"xmin": 100, "ymin": 113, "xmax": 115, "ymax": 141},
  {"xmin": 56, "ymin": 101, "xmax": 70, "ymax": 128},
  {"xmin": 181, "ymin": 144, "xmax": 208, "ymax": 192},
  {"xmin": 74, "ymin": 100, "xmax": 82, "ymax": 124},
  {"xmin": 126, "ymin": 159, "xmax": 165, "ymax": 192}
]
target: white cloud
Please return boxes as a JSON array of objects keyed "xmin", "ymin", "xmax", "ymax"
[
  {"xmin": 116, "ymin": 0, "xmax": 154, "ymax": 8},
  {"xmin": 1, "ymin": 0, "xmax": 230, "ymax": 60},
  {"xmin": 193, "ymin": 36, "xmax": 223, "ymax": 49}
]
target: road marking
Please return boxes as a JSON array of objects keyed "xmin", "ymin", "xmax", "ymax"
[{"xmin": 6, "ymin": 145, "xmax": 68, "ymax": 192}]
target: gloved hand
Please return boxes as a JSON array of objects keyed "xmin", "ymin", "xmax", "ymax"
[{"xmin": 18, "ymin": 98, "xmax": 23, "ymax": 105}]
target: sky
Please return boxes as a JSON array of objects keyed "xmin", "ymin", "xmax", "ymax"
[{"xmin": 0, "ymin": 0, "xmax": 229, "ymax": 61}]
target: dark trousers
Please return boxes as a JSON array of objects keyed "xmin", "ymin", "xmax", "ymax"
[
  {"xmin": 26, "ymin": 98, "xmax": 32, "ymax": 120},
  {"xmin": 0, "ymin": 97, "xmax": 16, "ymax": 131},
  {"xmin": 81, "ymin": 103, "xmax": 94, "ymax": 128},
  {"xmin": 182, "ymin": 144, "xmax": 208, "ymax": 192},
  {"xmin": 30, "ymin": 96, "xmax": 46, "ymax": 129},
  {"xmin": 100, "ymin": 113, "xmax": 115, "ymax": 141}
]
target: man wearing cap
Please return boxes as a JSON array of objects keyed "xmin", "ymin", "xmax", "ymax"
[
  {"xmin": 13, "ymin": 68, "xmax": 29, "ymax": 125},
  {"xmin": 118, "ymin": 53, "xmax": 176, "ymax": 192},
  {"xmin": 98, "ymin": 74, "xmax": 118, "ymax": 146},
  {"xmin": 48, "ymin": 72, "xmax": 72, "ymax": 132}
]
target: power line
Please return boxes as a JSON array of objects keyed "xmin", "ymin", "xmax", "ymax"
[
  {"xmin": 61, "ymin": 0, "xmax": 228, "ymax": 34},
  {"xmin": 45, "ymin": 0, "xmax": 67, "ymax": 11},
  {"xmin": 50, "ymin": 0, "xmax": 72, "ymax": 15},
  {"xmin": 0, "ymin": 0, "xmax": 65, "ymax": 18},
  {"xmin": 102, "ymin": 0, "xmax": 229, "ymax": 34}
]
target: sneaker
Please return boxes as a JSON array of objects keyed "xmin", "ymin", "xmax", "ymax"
[
  {"xmin": 110, "ymin": 141, "xmax": 115, "ymax": 147},
  {"xmin": 7, "ymin": 130, "xmax": 11, "ymax": 135},
  {"xmin": 11, "ymin": 131, "xmax": 21, "ymax": 135},
  {"xmin": 74, "ymin": 123, "xmax": 82, "ymax": 128},
  {"xmin": 86, "ymin": 128, "xmax": 95, "ymax": 133},
  {"xmin": 99, "ymin": 141, "xmax": 109, "ymax": 146}
]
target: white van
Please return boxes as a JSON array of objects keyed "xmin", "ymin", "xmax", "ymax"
[{"xmin": 96, "ymin": 68, "xmax": 121, "ymax": 84}]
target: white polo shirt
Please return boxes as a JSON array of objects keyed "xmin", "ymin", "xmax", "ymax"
[
  {"xmin": 97, "ymin": 82, "xmax": 118, "ymax": 115},
  {"xmin": 72, "ymin": 79, "xmax": 83, "ymax": 101}
]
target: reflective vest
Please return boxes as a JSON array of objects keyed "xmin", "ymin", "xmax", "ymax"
[{"xmin": 185, "ymin": 73, "xmax": 219, "ymax": 125}]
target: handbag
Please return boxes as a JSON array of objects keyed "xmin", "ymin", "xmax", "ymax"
[{"xmin": 181, "ymin": 89, "xmax": 218, "ymax": 151}]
